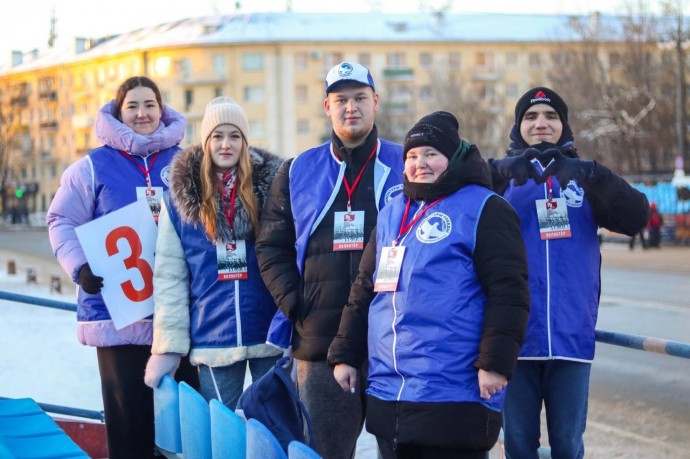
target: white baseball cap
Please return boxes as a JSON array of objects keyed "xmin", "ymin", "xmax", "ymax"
[{"xmin": 325, "ymin": 62, "xmax": 376, "ymax": 94}]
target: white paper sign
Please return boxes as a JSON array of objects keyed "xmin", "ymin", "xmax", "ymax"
[{"xmin": 75, "ymin": 198, "xmax": 158, "ymax": 330}]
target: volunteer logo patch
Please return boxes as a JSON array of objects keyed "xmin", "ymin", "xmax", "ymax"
[
  {"xmin": 561, "ymin": 181, "xmax": 585, "ymax": 207},
  {"xmin": 416, "ymin": 212, "xmax": 452, "ymax": 243},
  {"xmin": 160, "ymin": 166, "xmax": 171, "ymax": 187}
]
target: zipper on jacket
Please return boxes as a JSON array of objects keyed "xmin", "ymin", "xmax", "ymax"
[
  {"xmin": 234, "ymin": 280, "xmax": 242, "ymax": 346},
  {"xmin": 543, "ymin": 180, "xmax": 553, "ymax": 358}
]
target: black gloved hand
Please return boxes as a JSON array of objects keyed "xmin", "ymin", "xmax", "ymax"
[
  {"xmin": 489, "ymin": 148, "xmax": 543, "ymax": 186},
  {"xmin": 78, "ymin": 263, "xmax": 104, "ymax": 294},
  {"xmin": 539, "ymin": 149, "xmax": 595, "ymax": 187}
]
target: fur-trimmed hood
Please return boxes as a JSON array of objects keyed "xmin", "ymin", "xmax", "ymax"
[{"xmin": 169, "ymin": 144, "xmax": 283, "ymax": 242}]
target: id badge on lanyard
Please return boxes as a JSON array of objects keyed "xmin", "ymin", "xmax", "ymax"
[
  {"xmin": 374, "ymin": 246, "xmax": 406, "ymax": 292},
  {"xmin": 136, "ymin": 187, "xmax": 164, "ymax": 223},
  {"xmin": 536, "ymin": 176, "xmax": 572, "ymax": 240},
  {"xmin": 333, "ymin": 211, "xmax": 365, "ymax": 251},
  {"xmin": 216, "ymin": 240, "xmax": 248, "ymax": 280}
]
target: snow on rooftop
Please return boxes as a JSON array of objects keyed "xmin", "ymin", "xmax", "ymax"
[{"xmin": 1, "ymin": 12, "xmax": 627, "ymax": 73}]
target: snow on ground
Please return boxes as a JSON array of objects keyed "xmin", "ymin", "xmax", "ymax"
[{"xmin": 0, "ymin": 269, "xmax": 103, "ymax": 412}]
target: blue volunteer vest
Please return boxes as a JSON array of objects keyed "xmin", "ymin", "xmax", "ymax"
[
  {"xmin": 367, "ymin": 185, "xmax": 505, "ymax": 410},
  {"xmin": 77, "ymin": 146, "xmax": 178, "ymax": 322},
  {"xmin": 266, "ymin": 139, "xmax": 404, "ymax": 349},
  {"xmin": 502, "ymin": 160, "xmax": 600, "ymax": 361}
]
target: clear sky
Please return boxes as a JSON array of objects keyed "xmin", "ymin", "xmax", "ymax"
[{"xmin": 0, "ymin": 0, "xmax": 649, "ymax": 66}]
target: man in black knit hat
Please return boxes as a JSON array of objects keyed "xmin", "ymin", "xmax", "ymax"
[{"xmin": 489, "ymin": 87, "xmax": 650, "ymax": 459}]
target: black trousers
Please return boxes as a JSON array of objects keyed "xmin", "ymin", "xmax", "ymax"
[{"xmin": 96, "ymin": 345, "xmax": 198, "ymax": 459}]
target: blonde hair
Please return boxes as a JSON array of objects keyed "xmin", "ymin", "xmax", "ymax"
[{"xmin": 199, "ymin": 136, "xmax": 259, "ymax": 241}]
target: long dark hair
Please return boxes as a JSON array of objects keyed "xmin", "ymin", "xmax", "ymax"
[{"xmin": 114, "ymin": 76, "xmax": 163, "ymax": 121}]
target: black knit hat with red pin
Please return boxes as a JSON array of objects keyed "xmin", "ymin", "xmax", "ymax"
[{"xmin": 514, "ymin": 86, "xmax": 568, "ymax": 125}]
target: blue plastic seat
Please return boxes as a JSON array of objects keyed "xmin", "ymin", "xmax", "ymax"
[
  {"xmin": 179, "ymin": 381, "xmax": 212, "ymax": 459},
  {"xmin": 210, "ymin": 399, "xmax": 246, "ymax": 459},
  {"xmin": 0, "ymin": 398, "xmax": 87, "ymax": 458},
  {"xmin": 0, "ymin": 412, "xmax": 64, "ymax": 437},
  {"xmin": 246, "ymin": 418, "xmax": 287, "ymax": 459},
  {"xmin": 1, "ymin": 432, "xmax": 88, "ymax": 458},
  {"xmin": 0, "ymin": 398, "xmax": 43, "ymax": 417},
  {"xmin": 0, "ymin": 437, "xmax": 15, "ymax": 458},
  {"xmin": 288, "ymin": 440, "xmax": 321, "ymax": 459},
  {"xmin": 153, "ymin": 375, "xmax": 183, "ymax": 454}
]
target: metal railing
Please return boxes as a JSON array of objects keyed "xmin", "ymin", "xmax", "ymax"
[{"xmin": 2, "ymin": 290, "xmax": 689, "ymax": 457}]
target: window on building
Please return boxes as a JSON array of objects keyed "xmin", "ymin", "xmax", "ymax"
[
  {"xmin": 551, "ymin": 52, "xmax": 570, "ymax": 67},
  {"xmin": 297, "ymin": 119, "xmax": 309, "ymax": 136},
  {"xmin": 387, "ymin": 52, "xmax": 406, "ymax": 67},
  {"xmin": 295, "ymin": 52, "xmax": 308, "ymax": 71},
  {"xmin": 296, "ymin": 85, "xmax": 308, "ymax": 103},
  {"xmin": 185, "ymin": 89, "xmax": 193, "ymax": 111},
  {"xmin": 419, "ymin": 85, "xmax": 432, "ymax": 101},
  {"xmin": 155, "ymin": 56, "xmax": 171, "ymax": 77},
  {"xmin": 324, "ymin": 52, "xmax": 344, "ymax": 70},
  {"xmin": 529, "ymin": 53, "xmax": 541, "ymax": 68},
  {"xmin": 507, "ymin": 83, "xmax": 518, "ymax": 98},
  {"xmin": 358, "ymin": 53, "xmax": 371, "ymax": 67},
  {"xmin": 185, "ymin": 124, "xmax": 196, "ymax": 144},
  {"xmin": 242, "ymin": 53, "xmax": 263, "ymax": 71},
  {"xmin": 420, "ymin": 52, "xmax": 432, "ymax": 69},
  {"xmin": 179, "ymin": 58, "xmax": 192, "ymax": 79},
  {"xmin": 250, "ymin": 120, "xmax": 266, "ymax": 138},
  {"xmin": 584, "ymin": 53, "xmax": 599, "ymax": 69},
  {"xmin": 506, "ymin": 52, "xmax": 517, "ymax": 68},
  {"xmin": 244, "ymin": 86, "xmax": 265, "ymax": 104},
  {"xmin": 214, "ymin": 54, "xmax": 226, "ymax": 76},
  {"xmin": 475, "ymin": 52, "xmax": 494, "ymax": 69},
  {"xmin": 51, "ymin": 165, "xmax": 57, "ymax": 178},
  {"xmin": 449, "ymin": 52, "xmax": 460, "ymax": 69},
  {"xmin": 214, "ymin": 87, "xmax": 224, "ymax": 98},
  {"xmin": 161, "ymin": 90, "xmax": 170, "ymax": 105}
]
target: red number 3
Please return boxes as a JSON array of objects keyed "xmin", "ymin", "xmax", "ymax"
[{"xmin": 105, "ymin": 226, "xmax": 154, "ymax": 302}]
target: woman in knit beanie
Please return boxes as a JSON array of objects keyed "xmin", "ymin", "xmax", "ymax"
[
  {"xmin": 329, "ymin": 111, "xmax": 531, "ymax": 458},
  {"xmin": 145, "ymin": 97, "xmax": 285, "ymax": 410}
]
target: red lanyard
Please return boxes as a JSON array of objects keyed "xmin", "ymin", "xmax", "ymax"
[
  {"xmin": 394, "ymin": 197, "xmax": 445, "ymax": 246},
  {"xmin": 119, "ymin": 150, "xmax": 160, "ymax": 188},
  {"xmin": 335, "ymin": 145, "xmax": 377, "ymax": 211},
  {"xmin": 546, "ymin": 177, "xmax": 554, "ymax": 200},
  {"xmin": 218, "ymin": 177, "xmax": 238, "ymax": 238}
]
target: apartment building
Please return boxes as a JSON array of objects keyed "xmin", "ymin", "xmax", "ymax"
[{"xmin": 0, "ymin": 11, "xmax": 621, "ymax": 213}]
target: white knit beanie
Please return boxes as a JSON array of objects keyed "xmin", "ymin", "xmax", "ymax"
[{"xmin": 200, "ymin": 97, "xmax": 249, "ymax": 146}]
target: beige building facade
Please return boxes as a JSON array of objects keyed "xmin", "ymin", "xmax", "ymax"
[{"xmin": 0, "ymin": 12, "xmax": 621, "ymax": 213}]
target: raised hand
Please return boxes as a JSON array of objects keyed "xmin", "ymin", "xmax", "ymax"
[
  {"xmin": 539, "ymin": 148, "xmax": 594, "ymax": 187},
  {"xmin": 489, "ymin": 148, "xmax": 543, "ymax": 186}
]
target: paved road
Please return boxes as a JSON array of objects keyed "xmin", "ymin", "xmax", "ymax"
[
  {"xmin": 1, "ymin": 230, "xmax": 689, "ymax": 458},
  {"xmin": 580, "ymin": 243, "xmax": 690, "ymax": 458}
]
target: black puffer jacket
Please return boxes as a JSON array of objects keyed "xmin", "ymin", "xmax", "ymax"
[{"xmin": 255, "ymin": 129, "xmax": 384, "ymax": 360}]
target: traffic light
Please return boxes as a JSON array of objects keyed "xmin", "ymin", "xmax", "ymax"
[{"xmin": 15, "ymin": 187, "xmax": 24, "ymax": 198}]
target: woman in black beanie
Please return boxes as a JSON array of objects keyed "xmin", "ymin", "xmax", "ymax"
[{"xmin": 328, "ymin": 111, "xmax": 531, "ymax": 459}]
